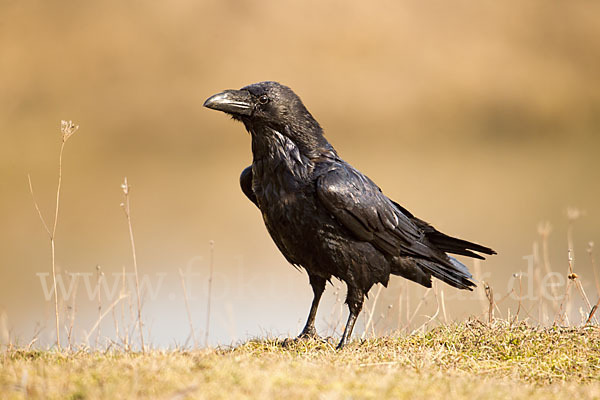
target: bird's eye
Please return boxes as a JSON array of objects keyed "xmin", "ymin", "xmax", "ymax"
[{"xmin": 258, "ymin": 95, "xmax": 269, "ymax": 105}]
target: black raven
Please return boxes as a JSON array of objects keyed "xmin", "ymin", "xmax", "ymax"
[{"xmin": 204, "ymin": 82, "xmax": 496, "ymax": 348}]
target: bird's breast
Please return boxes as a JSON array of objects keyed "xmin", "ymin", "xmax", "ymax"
[{"xmin": 251, "ymin": 157, "xmax": 325, "ymax": 257}]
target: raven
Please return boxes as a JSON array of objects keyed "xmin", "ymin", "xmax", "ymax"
[{"xmin": 204, "ymin": 82, "xmax": 496, "ymax": 348}]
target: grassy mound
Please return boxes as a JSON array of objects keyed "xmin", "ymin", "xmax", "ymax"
[{"xmin": 2, "ymin": 321, "xmax": 600, "ymax": 399}]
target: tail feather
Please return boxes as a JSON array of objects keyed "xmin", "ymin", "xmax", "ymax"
[
  {"xmin": 417, "ymin": 257, "xmax": 475, "ymax": 291},
  {"xmin": 388, "ymin": 200, "xmax": 496, "ymax": 258},
  {"xmin": 427, "ymin": 231, "xmax": 496, "ymax": 258}
]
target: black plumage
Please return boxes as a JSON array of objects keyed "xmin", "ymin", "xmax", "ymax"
[{"xmin": 204, "ymin": 81, "xmax": 496, "ymax": 348}]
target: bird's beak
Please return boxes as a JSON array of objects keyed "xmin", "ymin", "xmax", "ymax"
[{"xmin": 203, "ymin": 89, "xmax": 253, "ymax": 116}]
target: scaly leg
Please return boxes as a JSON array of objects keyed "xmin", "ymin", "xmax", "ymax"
[
  {"xmin": 337, "ymin": 286, "xmax": 364, "ymax": 349},
  {"xmin": 298, "ymin": 274, "xmax": 326, "ymax": 339}
]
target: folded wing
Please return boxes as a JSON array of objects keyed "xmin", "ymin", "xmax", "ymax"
[{"xmin": 316, "ymin": 164, "xmax": 488, "ymax": 290}]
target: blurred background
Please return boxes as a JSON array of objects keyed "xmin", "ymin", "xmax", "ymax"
[{"xmin": 1, "ymin": 0, "xmax": 599, "ymax": 348}]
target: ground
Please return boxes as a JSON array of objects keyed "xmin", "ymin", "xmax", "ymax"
[{"xmin": 2, "ymin": 320, "xmax": 600, "ymax": 399}]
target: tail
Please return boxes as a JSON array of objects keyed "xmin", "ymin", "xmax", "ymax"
[
  {"xmin": 415, "ymin": 256, "xmax": 476, "ymax": 291},
  {"xmin": 389, "ymin": 200, "xmax": 496, "ymax": 259},
  {"xmin": 426, "ymin": 231, "xmax": 496, "ymax": 260},
  {"xmin": 416, "ymin": 231, "xmax": 494, "ymax": 290},
  {"xmin": 391, "ymin": 255, "xmax": 476, "ymax": 291},
  {"xmin": 387, "ymin": 200, "xmax": 495, "ymax": 290}
]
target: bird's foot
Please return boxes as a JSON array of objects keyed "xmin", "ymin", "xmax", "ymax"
[
  {"xmin": 297, "ymin": 326, "xmax": 321, "ymax": 341},
  {"xmin": 281, "ymin": 328, "xmax": 330, "ymax": 348},
  {"xmin": 336, "ymin": 336, "xmax": 351, "ymax": 350}
]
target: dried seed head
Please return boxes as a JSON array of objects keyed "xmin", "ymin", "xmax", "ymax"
[
  {"xmin": 61, "ymin": 120, "xmax": 79, "ymax": 142},
  {"xmin": 567, "ymin": 207, "xmax": 583, "ymax": 221},
  {"xmin": 537, "ymin": 221, "xmax": 552, "ymax": 237},
  {"xmin": 568, "ymin": 273, "xmax": 579, "ymax": 280}
]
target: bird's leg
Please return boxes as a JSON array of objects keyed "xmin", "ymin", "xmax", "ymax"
[
  {"xmin": 298, "ymin": 274, "xmax": 326, "ymax": 339},
  {"xmin": 337, "ymin": 287, "xmax": 364, "ymax": 350},
  {"xmin": 337, "ymin": 311, "xmax": 358, "ymax": 350}
]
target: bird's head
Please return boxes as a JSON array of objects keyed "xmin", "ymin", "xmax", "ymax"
[{"xmin": 204, "ymin": 82, "xmax": 330, "ymax": 155}]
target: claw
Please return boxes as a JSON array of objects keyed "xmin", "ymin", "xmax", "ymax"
[{"xmin": 297, "ymin": 326, "xmax": 320, "ymax": 340}]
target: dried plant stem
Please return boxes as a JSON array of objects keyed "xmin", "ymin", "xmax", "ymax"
[
  {"xmin": 95, "ymin": 265, "xmax": 103, "ymax": 349},
  {"xmin": 27, "ymin": 129, "xmax": 75, "ymax": 350},
  {"xmin": 561, "ymin": 209, "xmax": 580, "ymax": 323},
  {"xmin": 361, "ymin": 285, "xmax": 383, "ymax": 339},
  {"xmin": 556, "ymin": 250, "xmax": 575, "ymax": 325},
  {"xmin": 513, "ymin": 274, "xmax": 523, "ymax": 324},
  {"xmin": 121, "ymin": 177, "xmax": 145, "ymax": 353},
  {"xmin": 111, "ymin": 294, "xmax": 120, "ymax": 347},
  {"xmin": 574, "ymin": 279, "xmax": 592, "ymax": 311},
  {"xmin": 67, "ymin": 272, "xmax": 79, "ymax": 351},
  {"xmin": 440, "ymin": 288, "xmax": 448, "ymax": 324},
  {"xmin": 417, "ymin": 281, "xmax": 441, "ymax": 331},
  {"xmin": 484, "ymin": 282, "xmax": 494, "ymax": 323},
  {"xmin": 50, "ymin": 141, "xmax": 66, "ymax": 349},
  {"xmin": 120, "ymin": 265, "xmax": 130, "ymax": 350},
  {"xmin": 53, "ymin": 141, "xmax": 65, "ymax": 237},
  {"xmin": 587, "ymin": 300, "xmax": 600, "ymax": 325},
  {"xmin": 49, "ymin": 239, "xmax": 60, "ymax": 349},
  {"xmin": 404, "ymin": 280, "xmax": 410, "ymax": 330},
  {"xmin": 538, "ymin": 223, "xmax": 559, "ymax": 310},
  {"xmin": 589, "ymin": 243, "xmax": 598, "ymax": 294},
  {"xmin": 396, "ymin": 285, "xmax": 404, "ymax": 331},
  {"xmin": 406, "ymin": 288, "xmax": 431, "ymax": 331},
  {"xmin": 84, "ymin": 294, "xmax": 128, "ymax": 345},
  {"xmin": 205, "ymin": 241, "xmax": 215, "ymax": 347},
  {"xmin": 327, "ymin": 285, "xmax": 344, "ymax": 336},
  {"xmin": 587, "ymin": 243, "xmax": 600, "ymax": 325},
  {"xmin": 179, "ymin": 268, "xmax": 198, "ymax": 349},
  {"xmin": 556, "ymin": 284, "xmax": 572, "ymax": 326},
  {"xmin": 533, "ymin": 242, "xmax": 546, "ymax": 324},
  {"xmin": 473, "ymin": 259, "xmax": 488, "ymax": 316}
]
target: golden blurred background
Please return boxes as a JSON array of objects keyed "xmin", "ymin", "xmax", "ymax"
[{"xmin": 1, "ymin": 0, "xmax": 599, "ymax": 347}]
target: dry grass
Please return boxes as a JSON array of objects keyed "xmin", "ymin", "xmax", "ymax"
[{"xmin": 2, "ymin": 320, "xmax": 599, "ymax": 399}]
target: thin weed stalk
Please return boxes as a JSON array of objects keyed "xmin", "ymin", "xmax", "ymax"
[
  {"xmin": 84, "ymin": 294, "xmax": 128, "ymax": 346},
  {"xmin": 417, "ymin": 281, "xmax": 441, "ymax": 331},
  {"xmin": 512, "ymin": 274, "xmax": 523, "ymax": 324},
  {"xmin": 362, "ymin": 285, "xmax": 383, "ymax": 339},
  {"xmin": 440, "ymin": 288, "xmax": 448, "ymax": 324},
  {"xmin": 205, "ymin": 240, "xmax": 215, "ymax": 347},
  {"xmin": 66, "ymin": 272, "xmax": 80, "ymax": 351},
  {"xmin": 406, "ymin": 288, "xmax": 431, "ymax": 332},
  {"xmin": 484, "ymin": 282, "xmax": 494, "ymax": 323},
  {"xmin": 179, "ymin": 268, "xmax": 198, "ymax": 349},
  {"xmin": 26, "ymin": 120, "xmax": 79, "ymax": 350},
  {"xmin": 120, "ymin": 265, "xmax": 130, "ymax": 351},
  {"xmin": 95, "ymin": 265, "xmax": 103, "ymax": 349},
  {"xmin": 121, "ymin": 177, "xmax": 145, "ymax": 353},
  {"xmin": 538, "ymin": 222, "xmax": 560, "ymax": 312},
  {"xmin": 555, "ymin": 250, "xmax": 575, "ymax": 325}
]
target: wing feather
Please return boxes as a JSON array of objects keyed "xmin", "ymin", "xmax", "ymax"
[{"xmin": 316, "ymin": 164, "xmax": 477, "ymax": 290}]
